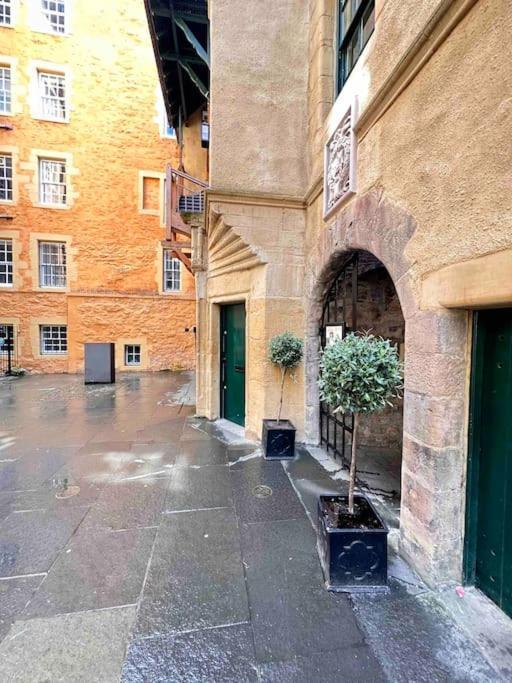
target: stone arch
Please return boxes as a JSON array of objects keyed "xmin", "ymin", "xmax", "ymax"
[{"xmin": 304, "ymin": 189, "xmax": 470, "ymax": 586}]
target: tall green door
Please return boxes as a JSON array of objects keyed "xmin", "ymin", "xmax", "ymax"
[
  {"xmin": 466, "ymin": 309, "xmax": 512, "ymax": 618},
  {"xmin": 221, "ymin": 304, "xmax": 246, "ymax": 427}
]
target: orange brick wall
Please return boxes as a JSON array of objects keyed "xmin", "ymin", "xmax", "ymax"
[{"xmin": 0, "ymin": 0, "xmax": 207, "ymax": 373}]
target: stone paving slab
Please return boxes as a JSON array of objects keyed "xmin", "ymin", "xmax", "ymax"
[
  {"xmin": 241, "ymin": 518, "xmax": 367, "ymax": 663},
  {"xmin": 0, "ymin": 605, "xmax": 136, "ymax": 682},
  {"xmin": 134, "ymin": 508, "xmax": 249, "ymax": 638},
  {"xmin": 24, "ymin": 526, "xmax": 156, "ymax": 618},
  {"xmin": 165, "ymin": 464, "xmax": 233, "ymax": 511},
  {"xmin": 0, "ymin": 575, "xmax": 44, "ymax": 641},
  {"xmin": 0, "ymin": 507, "xmax": 88, "ymax": 577},
  {"xmin": 122, "ymin": 624, "xmax": 258, "ymax": 683}
]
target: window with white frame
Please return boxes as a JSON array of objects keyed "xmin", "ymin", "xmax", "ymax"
[
  {"xmin": 40, "ymin": 324, "xmax": 67, "ymax": 354},
  {"xmin": 39, "ymin": 158, "xmax": 67, "ymax": 205},
  {"xmin": 39, "ymin": 241, "xmax": 66, "ymax": 287},
  {"xmin": 0, "ymin": 324, "xmax": 14, "ymax": 354},
  {"xmin": 163, "ymin": 251, "xmax": 181, "ymax": 292},
  {"xmin": 41, "ymin": 0, "xmax": 67, "ymax": 34},
  {"xmin": 124, "ymin": 344, "xmax": 141, "ymax": 366},
  {"xmin": 0, "ymin": 154, "xmax": 12, "ymax": 201},
  {"xmin": 0, "ymin": 65, "xmax": 11, "ymax": 114},
  {"xmin": 38, "ymin": 71, "xmax": 66, "ymax": 120},
  {"xmin": 0, "ymin": 238, "xmax": 12, "ymax": 285},
  {"xmin": 0, "ymin": 1, "xmax": 13, "ymax": 26}
]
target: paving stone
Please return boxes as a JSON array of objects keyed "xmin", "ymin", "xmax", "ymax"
[
  {"xmin": 0, "ymin": 507, "xmax": 88, "ymax": 577},
  {"xmin": 352, "ymin": 590, "xmax": 499, "ymax": 682},
  {"xmin": 135, "ymin": 418, "xmax": 186, "ymax": 443},
  {"xmin": 82, "ymin": 479, "xmax": 168, "ymax": 530},
  {"xmin": 0, "ymin": 575, "xmax": 45, "ymax": 642},
  {"xmin": 241, "ymin": 518, "xmax": 366, "ymax": 662},
  {"xmin": 175, "ymin": 439, "xmax": 229, "ymax": 466},
  {"xmin": 0, "ymin": 449, "xmax": 73, "ymax": 492},
  {"xmin": 0, "ymin": 605, "xmax": 136, "ymax": 682},
  {"xmin": 122, "ymin": 624, "xmax": 257, "ymax": 683},
  {"xmin": 24, "ymin": 526, "xmax": 156, "ymax": 617},
  {"xmin": 135, "ymin": 508, "xmax": 249, "ymax": 637},
  {"xmin": 165, "ymin": 465, "xmax": 232, "ymax": 511},
  {"xmin": 258, "ymin": 646, "xmax": 385, "ymax": 682},
  {"xmin": 49, "ymin": 445, "xmax": 134, "ymax": 486},
  {"xmin": 230, "ymin": 458, "xmax": 306, "ymax": 523}
]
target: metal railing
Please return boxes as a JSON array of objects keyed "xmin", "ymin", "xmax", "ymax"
[
  {"xmin": 165, "ymin": 165, "xmax": 208, "ymax": 239},
  {"xmin": 0, "ymin": 325, "xmax": 17, "ymax": 376}
]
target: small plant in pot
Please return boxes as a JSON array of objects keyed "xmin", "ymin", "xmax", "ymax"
[
  {"xmin": 317, "ymin": 332, "xmax": 403, "ymax": 591},
  {"xmin": 262, "ymin": 332, "xmax": 303, "ymax": 459}
]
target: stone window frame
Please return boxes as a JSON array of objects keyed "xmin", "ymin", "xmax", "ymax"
[
  {"xmin": 0, "ymin": 145, "xmax": 18, "ymax": 204},
  {"xmin": 0, "ymin": 317, "xmax": 20, "ymax": 358},
  {"xmin": 39, "ymin": 323, "xmax": 67, "ymax": 355},
  {"xmin": 29, "ymin": 0, "xmax": 72, "ymax": 37},
  {"xmin": 0, "ymin": 55, "xmax": 20, "ymax": 116},
  {"xmin": 117, "ymin": 338, "xmax": 148, "ymax": 371},
  {"xmin": 29, "ymin": 61, "xmax": 71, "ymax": 124},
  {"xmin": 138, "ymin": 170, "xmax": 165, "ymax": 217},
  {"xmin": 336, "ymin": 0, "xmax": 376, "ymax": 93},
  {"xmin": 23, "ymin": 149, "xmax": 77, "ymax": 210},
  {"xmin": 29, "ymin": 232, "xmax": 75, "ymax": 292},
  {"xmin": 0, "ymin": 0, "xmax": 16, "ymax": 28}
]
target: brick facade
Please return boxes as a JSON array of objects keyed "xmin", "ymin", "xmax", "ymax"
[{"xmin": 0, "ymin": 0, "xmax": 203, "ymax": 373}]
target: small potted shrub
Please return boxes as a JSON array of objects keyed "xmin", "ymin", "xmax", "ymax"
[
  {"xmin": 317, "ymin": 332, "xmax": 403, "ymax": 591},
  {"xmin": 262, "ymin": 332, "xmax": 303, "ymax": 459}
]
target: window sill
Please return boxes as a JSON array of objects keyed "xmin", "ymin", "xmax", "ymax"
[
  {"xmin": 33, "ymin": 114, "xmax": 69, "ymax": 125},
  {"xmin": 34, "ymin": 202, "xmax": 69, "ymax": 211},
  {"xmin": 0, "ymin": 284, "xmax": 13, "ymax": 288},
  {"xmin": 0, "ymin": 199, "xmax": 14, "ymax": 206},
  {"xmin": 38, "ymin": 286, "xmax": 67, "ymax": 293}
]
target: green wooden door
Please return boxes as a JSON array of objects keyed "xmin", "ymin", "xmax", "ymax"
[
  {"xmin": 466, "ymin": 309, "xmax": 512, "ymax": 618},
  {"xmin": 221, "ymin": 304, "xmax": 246, "ymax": 427}
]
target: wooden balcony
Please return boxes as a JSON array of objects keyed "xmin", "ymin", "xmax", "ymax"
[{"xmin": 165, "ymin": 165, "xmax": 208, "ymax": 273}]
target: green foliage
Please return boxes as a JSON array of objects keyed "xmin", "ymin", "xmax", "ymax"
[
  {"xmin": 268, "ymin": 332, "xmax": 304, "ymax": 370},
  {"xmin": 319, "ymin": 332, "xmax": 403, "ymax": 415}
]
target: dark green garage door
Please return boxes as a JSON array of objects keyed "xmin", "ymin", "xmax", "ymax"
[
  {"xmin": 220, "ymin": 303, "xmax": 246, "ymax": 427},
  {"xmin": 466, "ymin": 309, "xmax": 512, "ymax": 618}
]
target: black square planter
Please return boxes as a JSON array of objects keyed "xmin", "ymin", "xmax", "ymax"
[
  {"xmin": 262, "ymin": 419, "xmax": 296, "ymax": 459},
  {"xmin": 318, "ymin": 494, "xmax": 388, "ymax": 592}
]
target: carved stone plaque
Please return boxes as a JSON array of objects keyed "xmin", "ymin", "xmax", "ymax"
[{"xmin": 324, "ymin": 105, "xmax": 357, "ymax": 218}]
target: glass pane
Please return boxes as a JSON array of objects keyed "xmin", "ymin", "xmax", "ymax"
[{"xmin": 362, "ymin": 2, "xmax": 375, "ymax": 46}]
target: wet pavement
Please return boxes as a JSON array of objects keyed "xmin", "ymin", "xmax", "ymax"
[{"xmin": 0, "ymin": 373, "xmax": 508, "ymax": 682}]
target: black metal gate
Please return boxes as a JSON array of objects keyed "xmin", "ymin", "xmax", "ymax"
[
  {"xmin": 319, "ymin": 252, "xmax": 360, "ymax": 464},
  {"xmin": 0, "ymin": 324, "xmax": 16, "ymax": 375}
]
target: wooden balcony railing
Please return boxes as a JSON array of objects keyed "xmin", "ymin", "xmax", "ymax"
[{"xmin": 165, "ymin": 165, "xmax": 208, "ymax": 273}]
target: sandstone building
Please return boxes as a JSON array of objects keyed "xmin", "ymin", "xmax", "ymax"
[
  {"xmin": 0, "ymin": 0, "xmax": 206, "ymax": 374},
  {"xmin": 147, "ymin": 0, "xmax": 512, "ymax": 618}
]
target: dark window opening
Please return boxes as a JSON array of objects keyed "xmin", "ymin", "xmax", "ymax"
[{"xmin": 337, "ymin": 0, "xmax": 375, "ymax": 92}]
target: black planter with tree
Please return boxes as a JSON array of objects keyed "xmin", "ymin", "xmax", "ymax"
[
  {"xmin": 317, "ymin": 332, "xmax": 403, "ymax": 591},
  {"xmin": 262, "ymin": 332, "xmax": 303, "ymax": 459}
]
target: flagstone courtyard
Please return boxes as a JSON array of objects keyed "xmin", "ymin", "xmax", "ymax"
[{"xmin": 0, "ymin": 373, "xmax": 507, "ymax": 682}]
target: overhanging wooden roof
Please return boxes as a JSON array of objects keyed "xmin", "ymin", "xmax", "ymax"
[{"xmin": 144, "ymin": 0, "xmax": 209, "ymax": 134}]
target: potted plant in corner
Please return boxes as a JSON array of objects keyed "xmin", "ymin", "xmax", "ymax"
[
  {"xmin": 262, "ymin": 332, "xmax": 303, "ymax": 459},
  {"xmin": 317, "ymin": 332, "xmax": 403, "ymax": 591}
]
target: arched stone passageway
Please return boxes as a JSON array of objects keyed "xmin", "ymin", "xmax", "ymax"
[
  {"xmin": 304, "ymin": 191, "xmax": 470, "ymax": 585},
  {"xmin": 318, "ymin": 249, "xmax": 405, "ymax": 510}
]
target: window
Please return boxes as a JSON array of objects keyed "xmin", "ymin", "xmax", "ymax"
[
  {"xmin": 0, "ymin": 1, "xmax": 12, "ymax": 26},
  {"xmin": 39, "ymin": 158, "xmax": 66, "ymax": 205},
  {"xmin": 161, "ymin": 109, "xmax": 175, "ymax": 139},
  {"xmin": 40, "ymin": 325, "xmax": 67, "ymax": 354},
  {"xmin": 0, "ymin": 65, "xmax": 11, "ymax": 114},
  {"xmin": 0, "ymin": 238, "xmax": 12, "ymax": 285},
  {"xmin": 163, "ymin": 251, "xmax": 181, "ymax": 292},
  {"xmin": 39, "ymin": 241, "xmax": 66, "ymax": 287},
  {"xmin": 38, "ymin": 71, "xmax": 66, "ymax": 120},
  {"xmin": 41, "ymin": 0, "xmax": 67, "ymax": 34},
  {"xmin": 0, "ymin": 324, "xmax": 14, "ymax": 354},
  {"xmin": 0, "ymin": 154, "xmax": 12, "ymax": 201},
  {"xmin": 337, "ymin": 0, "xmax": 375, "ymax": 91},
  {"xmin": 125, "ymin": 344, "xmax": 141, "ymax": 366}
]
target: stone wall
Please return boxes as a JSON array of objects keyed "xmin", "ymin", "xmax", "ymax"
[{"xmin": 0, "ymin": 0, "xmax": 205, "ymax": 374}]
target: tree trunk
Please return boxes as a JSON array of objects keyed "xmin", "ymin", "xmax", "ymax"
[
  {"xmin": 348, "ymin": 413, "xmax": 359, "ymax": 515},
  {"xmin": 277, "ymin": 367, "xmax": 286, "ymax": 424}
]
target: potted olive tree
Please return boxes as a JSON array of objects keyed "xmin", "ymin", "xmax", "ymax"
[
  {"xmin": 262, "ymin": 332, "xmax": 303, "ymax": 459},
  {"xmin": 317, "ymin": 332, "xmax": 402, "ymax": 591}
]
